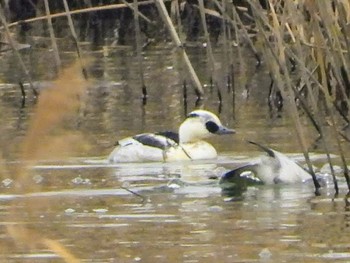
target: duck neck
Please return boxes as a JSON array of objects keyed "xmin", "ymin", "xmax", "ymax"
[{"xmin": 179, "ymin": 122, "xmax": 204, "ymax": 144}]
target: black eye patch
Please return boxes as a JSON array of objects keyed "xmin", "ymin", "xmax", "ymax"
[{"xmin": 206, "ymin": 121, "xmax": 219, "ymax": 133}]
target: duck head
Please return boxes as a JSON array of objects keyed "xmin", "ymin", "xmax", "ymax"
[{"xmin": 179, "ymin": 110, "xmax": 235, "ymax": 143}]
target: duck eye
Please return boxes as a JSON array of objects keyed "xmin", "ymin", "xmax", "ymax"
[{"xmin": 206, "ymin": 121, "xmax": 219, "ymax": 133}]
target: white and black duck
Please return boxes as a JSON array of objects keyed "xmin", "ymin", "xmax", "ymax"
[
  {"xmin": 220, "ymin": 141, "xmax": 312, "ymax": 185},
  {"xmin": 108, "ymin": 110, "xmax": 235, "ymax": 163}
]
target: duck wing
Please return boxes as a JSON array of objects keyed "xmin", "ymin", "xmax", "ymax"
[
  {"xmin": 155, "ymin": 131, "xmax": 179, "ymax": 144},
  {"xmin": 220, "ymin": 164, "xmax": 263, "ymax": 185},
  {"xmin": 219, "ymin": 164, "xmax": 263, "ymax": 195},
  {"xmin": 133, "ymin": 132, "xmax": 178, "ymax": 150}
]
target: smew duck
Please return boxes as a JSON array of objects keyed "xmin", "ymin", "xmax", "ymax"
[
  {"xmin": 108, "ymin": 110, "xmax": 235, "ymax": 163},
  {"xmin": 220, "ymin": 141, "xmax": 312, "ymax": 185}
]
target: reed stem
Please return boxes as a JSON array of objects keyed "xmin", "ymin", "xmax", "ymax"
[
  {"xmin": 251, "ymin": 1, "xmax": 321, "ymax": 193},
  {"xmin": 44, "ymin": 0, "xmax": 61, "ymax": 71},
  {"xmin": 62, "ymin": 0, "xmax": 88, "ymax": 79},
  {"xmin": 132, "ymin": 0, "xmax": 147, "ymax": 101},
  {"xmin": 155, "ymin": 0, "xmax": 204, "ymax": 97},
  {"xmin": 121, "ymin": 0, "xmax": 154, "ymax": 24},
  {"xmin": 0, "ymin": 8, "xmax": 38, "ymax": 97}
]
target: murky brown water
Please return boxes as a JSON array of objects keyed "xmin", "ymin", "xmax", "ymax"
[{"xmin": 0, "ymin": 35, "xmax": 350, "ymax": 262}]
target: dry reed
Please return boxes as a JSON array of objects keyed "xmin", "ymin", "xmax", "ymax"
[
  {"xmin": 8, "ymin": 61, "xmax": 90, "ymax": 262},
  {"xmin": 0, "ymin": 7, "xmax": 38, "ymax": 97},
  {"xmin": 245, "ymin": 0, "xmax": 350, "ymax": 193},
  {"xmin": 155, "ymin": 0, "xmax": 204, "ymax": 97},
  {"xmin": 62, "ymin": 0, "xmax": 87, "ymax": 79},
  {"xmin": 44, "ymin": 0, "xmax": 61, "ymax": 71},
  {"xmin": 132, "ymin": 0, "xmax": 147, "ymax": 102}
]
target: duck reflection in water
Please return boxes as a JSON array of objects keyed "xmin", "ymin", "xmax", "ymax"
[{"xmin": 108, "ymin": 110, "xmax": 235, "ymax": 163}]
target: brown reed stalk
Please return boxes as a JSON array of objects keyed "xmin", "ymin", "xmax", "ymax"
[
  {"xmin": 44, "ymin": 0, "xmax": 61, "ymax": 71},
  {"xmin": 251, "ymin": 0, "xmax": 350, "ymax": 193},
  {"xmin": 250, "ymin": 1, "xmax": 321, "ymax": 193},
  {"xmin": 273, "ymin": 1, "xmax": 340, "ymax": 193},
  {"xmin": 132, "ymin": 0, "xmax": 147, "ymax": 101},
  {"xmin": 18, "ymin": 82, "xmax": 26, "ymax": 107},
  {"xmin": 121, "ymin": 0, "xmax": 154, "ymax": 24},
  {"xmin": 198, "ymin": 0, "xmax": 217, "ymax": 90},
  {"xmin": 220, "ymin": 0, "xmax": 229, "ymax": 91},
  {"xmin": 7, "ymin": 225, "xmax": 80, "ymax": 263},
  {"xmin": 335, "ymin": 1, "xmax": 350, "ymax": 69},
  {"xmin": 62, "ymin": 0, "xmax": 87, "ymax": 79},
  {"xmin": 314, "ymin": 1, "xmax": 350, "ymax": 116},
  {"xmin": 214, "ymin": 0, "xmax": 260, "ymax": 64},
  {"xmin": 337, "ymin": 1, "xmax": 350, "ymax": 65},
  {"xmin": 198, "ymin": 0, "xmax": 215, "ymax": 72},
  {"xmin": 7, "ymin": 61, "xmax": 89, "ymax": 262},
  {"xmin": 309, "ymin": 7, "xmax": 350, "ymax": 190},
  {"xmin": 226, "ymin": 3, "xmax": 235, "ymax": 92},
  {"xmin": 294, "ymin": 43, "xmax": 339, "ymax": 193},
  {"xmin": 0, "ymin": 8, "xmax": 38, "ymax": 97},
  {"xmin": 154, "ymin": 0, "xmax": 204, "ymax": 97},
  {"xmin": 171, "ymin": 0, "xmax": 183, "ymax": 38}
]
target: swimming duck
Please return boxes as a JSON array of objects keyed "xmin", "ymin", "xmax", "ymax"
[
  {"xmin": 220, "ymin": 141, "xmax": 312, "ymax": 185},
  {"xmin": 108, "ymin": 110, "xmax": 235, "ymax": 163}
]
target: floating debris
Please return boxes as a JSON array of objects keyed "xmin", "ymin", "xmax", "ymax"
[
  {"xmin": 259, "ymin": 248, "xmax": 272, "ymax": 260},
  {"xmin": 167, "ymin": 179, "xmax": 184, "ymax": 189},
  {"xmin": 71, "ymin": 176, "xmax": 91, "ymax": 185},
  {"xmin": 92, "ymin": 208, "xmax": 108, "ymax": 213},
  {"xmin": 2, "ymin": 178, "xmax": 13, "ymax": 188},
  {"xmin": 64, "ymin": 208, "xmax": 75, "ymax": 214},
  {"xmin": 208, "ymin": 205, "xmax": 223, "ymax": 212},
  {"xmin": 32, "ymin": 174, "xmax": 44, "ymax": 184}
]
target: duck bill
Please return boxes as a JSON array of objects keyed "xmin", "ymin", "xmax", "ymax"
[{"xmin": 216, "ymin": 125, "xmax": 235, "ymax": 135}]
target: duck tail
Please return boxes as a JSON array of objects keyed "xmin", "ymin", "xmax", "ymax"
[{"xmin": 247, "ymin": 141, "xmax": 275, "ymax": 157}]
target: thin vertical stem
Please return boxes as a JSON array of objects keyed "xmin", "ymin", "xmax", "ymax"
[
  {"xmin": 121, "ymin": 0, "xmax": 153, "ymax": 24},
  {"xmin": 198, "ymin": 0, "xmax": 215, "ymax": 72},
  {"xmin": 62, "ymin": 0, "xmax": 88, "ymax": 79},
  {"xmin": 251, "ymin": 1, "xmax": 320, "ymax": 193},
  {"xmin": 0, "ymin": 8, "xmax": 38, "ymax": 97},
  {"xmin": 133, "ymin": 0, "xmax": 147, "ymax": 101},
  {"xmin": 199, "ymin": 0, "xmax": 222, "ymax": 101},
  {"xmin": 155, "ymin": 0, "xmax": 204, "ymax": 97},
  {"xmin": 214, "ymin": 0, "xmax": 261, "ymax": 64},
  {"xmin": 44, "ymin": 0, "xmax": 61, "ymax": 71}
]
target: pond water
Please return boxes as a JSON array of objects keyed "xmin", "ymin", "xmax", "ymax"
[{"xmin": 0, "ymin": 30, "xmax": 350, "ymax": 262}]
